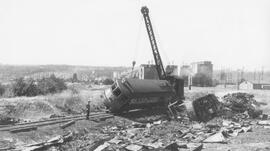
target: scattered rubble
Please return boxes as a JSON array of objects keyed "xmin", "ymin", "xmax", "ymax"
[
  {"xmin": 94, "ymin": 142, "xmax": 110, "ymax": 151},
  {"xmin": 17, "ymin": 131, "xmax": 73, "ymax": 151},
  {"xmin": 222, "ymin": 92, "xmax": 262, "ymax": 118},
  {"xmin": 89, "ymin": 117, "xmax": 257, "ymax": 150},
  {"xmin": 2, "ymin": 92, "xmax": 269, "ymax": 151},
  {"xmin": 83, "ymin": 92, "xmax": 267, "ymax": 151},
  {"xmin": 203, "ymin": 131, "xmax": 227, "ymax": 143},
  {"xmin": 184, "ymin": 92, "xmax": 263, "ymax": 123},
  {"xmin": 257, "ymin": 120, "xmax": 270, "ymax": 125},
  {"xmin": 125, "ymin": 144, "xmax": 143, "ymax": 151}
]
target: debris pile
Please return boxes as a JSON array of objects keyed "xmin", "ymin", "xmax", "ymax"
[
  {"xmin": 16, "ymin": 131, "xmax": 73, "ymax": 151},
  {"xmin": 93, "ymin": 120, "xmax": 205, "ymax": 151},
  {"xmin": 222, "ymin": 93, "xmax": 262, "ymax": 118},
  {"xmin": 85, "ymin": 92, "xmax": 267, "ymax": 151},
  {"xmin": 88, "ymin": 116, "xmax": 258, "ymax": 151}
]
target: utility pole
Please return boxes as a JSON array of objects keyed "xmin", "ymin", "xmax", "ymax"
[
  {"xmin": 261, "ymin": 66, "xmax": 264, "ymax": 81},
  {"xmin": 258, "ymin": 72, "xmax": 261, "ymax": 84},
  {"xmin": 224, "ymin": 71, "xmax": 227, "ymax": 88},
  {"xmin": 188, "ymin": 74, "xmax": 192, "ymax": 90},
  {"xmin": 253, "ymin": 69, "xmax": 256, "ymax": 81},
  {"xmin": 236, "ymin": 69, "xmax": 240, "ymax": 90},
  {"xmin": 240, "ymin": 68, "xmax": 244, "ymax": 81}
]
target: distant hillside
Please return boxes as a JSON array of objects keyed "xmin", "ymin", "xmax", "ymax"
[
  {"xmin": 0, "ymin": 65, "xmax": 129, "ymax": 83},
  {"xmin": 1, "ymin": 64, "xmax": 269, "ymax": 84}
]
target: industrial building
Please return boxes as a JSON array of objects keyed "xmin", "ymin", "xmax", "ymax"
[
  {"xmin": 180, "ymin": 65, "xmax": 191, "ymax": 77},
  {"xmin": 179, "ymin": 61, "xmax": 213, "ymax": 86},
  {"xmin": 180, "ymin": 61, "xmax": 213, "ymax": 77},
  {"xmin": 191, "ymin": 61, "xmax": 213, "ymax": 79}
]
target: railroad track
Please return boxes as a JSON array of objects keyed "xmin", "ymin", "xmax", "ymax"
[{"xmin": 0, "ymin": 112, "xmax": 113, "ymax": 132}]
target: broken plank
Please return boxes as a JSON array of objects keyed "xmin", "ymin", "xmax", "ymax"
[
  {"xmin": 94, "ymin": 142, "xmax": 110, "ymax": 151},
  {"xmin": 60, "ymin": 120, "xmax": 75, "ymax": 129},
  {"xmin": 91, "ymin": 115, "xmax": 114, "ymax": 122},
  {"xmin": 99, "ymin": 115, "xmax": 114, "ymax": 121},
  {"xmin": 192, "ymin": 144, "xmax": 203, "ymax": 151},
  {"xmin": 9, "ymin": 126, "xmax": 37, "ymax": 133}
]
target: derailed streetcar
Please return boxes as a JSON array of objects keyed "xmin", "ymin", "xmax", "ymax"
[{"xmin": 104, "ymin": 78, "xmax": 177, "ymax": 113}]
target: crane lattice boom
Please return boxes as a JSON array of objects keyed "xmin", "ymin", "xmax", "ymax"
[{"xmin": 141, "ymin": 6, "xmax": 167, "ymax": 80}]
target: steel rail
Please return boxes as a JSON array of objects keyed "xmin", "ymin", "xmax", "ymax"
[
  {"xmin": 0, "ymin": 112, "xmax": 106, "ymax": 128},
  {"xmin": 0, "ymin": 112, "xmax": 112, "ymax": 131},
  {"xmin": 17, "ymin": 112, "xmax": 106, "ymax": 126}
]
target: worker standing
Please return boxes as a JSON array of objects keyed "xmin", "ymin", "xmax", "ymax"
[{"xmin": 86, "ymin": 100, "xmax": 90, "ymax": 119}]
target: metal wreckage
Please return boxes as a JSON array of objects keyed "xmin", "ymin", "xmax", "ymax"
[{"xmin": 103, "ymin": 6, "xmax": 219, "ymax": 121}]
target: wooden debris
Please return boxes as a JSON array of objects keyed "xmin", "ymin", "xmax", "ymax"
[
  {"xmin": 93, "ymin": 142, "xmax": 110, "ymax": 151},
  {"xmin": 240, "ymin": 126, "xmax": 252, "ymax": 133},
  {"xmin": 17, "ymin": 131, "xmax": 73, "ymax": 151},
  {"xmin": 258, "ymin": 120, "xmax": 270, "ymax": 125},
  {"xmin": 125, "ymin": 144, "xmax": 143, "ymax": 151},
  {"xmin": 91, "ymin": 115, "xmax": 114, "ymax": 122},
  {"xmin": 60, "ymin": 120, "xmax": 75, "ymax": 129},
  {"xmin": 108, "ymin": 138, "xmax": 122, "ymax": 144},
  {"xmin": 192, "ymin": 143, "xmax": 203, "ymax": 151},
  {"xmin": 263, "ymin": 126, "xmax": 270, "ymax": 129},
  {"xmin": 153, "ymin": 120, "xmax": 162, "ymax": 125},
  {"xmin": 165, "ymin": 142, "xmax": 181, "ymax": 151},
  {"xmin": 99, "ymin": 115, "xmax": 114, "ymax": 121},
  {"xmin": 192, "ymin": 123, "xmax": 203, "ymax": 129},
  {"xmin": 90, "ymin": 137, "xmax": 112, "ymax": 151},
  {"xmin": 144, "ymin": 141, "xmax": 163, "ymax": 149},
  {"xmin": 203, "ymin": 131, "xmax": 227, "ymax": 143},
  {"xmin": 9, "ymin": 126, "xmax": 37, "ymax": 133}
]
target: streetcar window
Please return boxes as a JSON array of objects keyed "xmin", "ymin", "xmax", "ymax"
[{"xmin": 113, "ymin": 87, "xmax": 121, "ymax": 97}]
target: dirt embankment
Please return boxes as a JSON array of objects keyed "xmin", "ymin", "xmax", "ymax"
[
  {"xmin": 0, "ymin": 97, "xmax": 58, "ymax": 122},
  {"xmin": 0, "ymin": 84, "xmax": 107, "ymax": 124}
]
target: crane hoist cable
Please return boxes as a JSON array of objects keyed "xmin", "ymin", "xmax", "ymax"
[
  {"xmin": 132, "ymin": 0, "xmax": 144, "ymax": 69},
  {"xmin": 131, "ymin": 15, "xmax": 144, "ymax": 78},
  {"xmin": 132, "ymin": 16, "xmax": 144, "ymax": 66},
  {"xmin": 150, "ymin": 14, "xmax": 171, "ymax": 66}
]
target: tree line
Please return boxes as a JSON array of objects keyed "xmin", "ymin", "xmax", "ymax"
[{"xmin": 0, "ymin": 74, "xmax": 67, "ymax": 97}]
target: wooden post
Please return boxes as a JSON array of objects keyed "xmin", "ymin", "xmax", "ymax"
[{"xmin": 188, "ymin": 75, "xmax": 192, "ymax": 90}]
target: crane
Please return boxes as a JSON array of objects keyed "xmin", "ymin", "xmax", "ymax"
[
  {"xmin": 141, "ymin": 6, "xmax": 184, "ymax": 100},
  {"xmin": 141, "ymin": 6, "xmax": 167, "ymax": 80},
  {"xmin": 102, "ymin": 6, "xmax": 185, "ymax": 118}
]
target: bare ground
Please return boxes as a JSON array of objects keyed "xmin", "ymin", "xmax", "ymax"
[{"xmin": 0, "ymin": 86, "xmax": 270, "ymax": 150}]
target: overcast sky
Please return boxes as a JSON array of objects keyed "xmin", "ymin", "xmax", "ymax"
[{"xmin": 0, "ymin": 0, "xmax": 269, "ymax": 71}]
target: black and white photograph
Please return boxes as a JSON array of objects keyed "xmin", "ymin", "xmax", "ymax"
[{"xmin": 0, "ymin": 0, "xmax": 270, "ymax": 150}]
